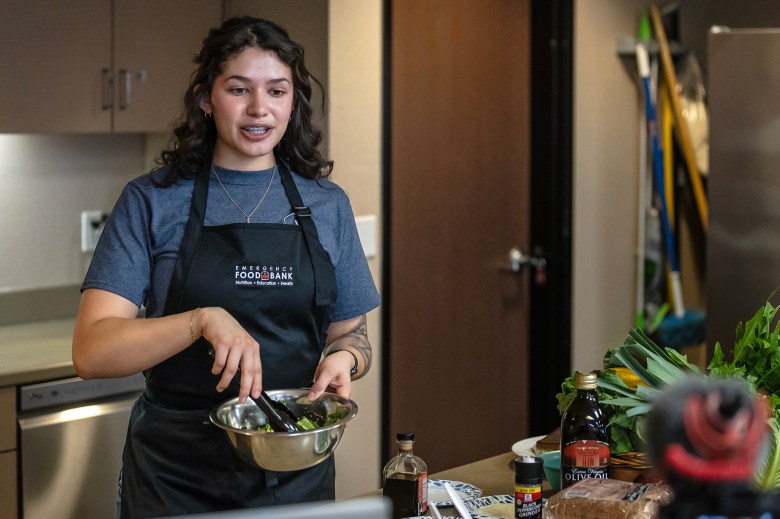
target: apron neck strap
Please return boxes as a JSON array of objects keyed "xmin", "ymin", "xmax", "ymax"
[
  {"xmin": 164, "ymin": 170, "xmax": 209, "ymax": 314},
  {"xmin": 277, "ymin": 162, "xmax": 337, "ymax": 307}
]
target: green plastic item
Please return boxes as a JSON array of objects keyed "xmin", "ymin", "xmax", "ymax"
[{"xmin": 638, "ymin": 11, "xmax": 651, "ymax": 40}]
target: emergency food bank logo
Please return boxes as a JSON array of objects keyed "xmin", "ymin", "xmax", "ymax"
[{"xmin": 235, "ymin": 265, "xmax": 294, "ymax": 287}]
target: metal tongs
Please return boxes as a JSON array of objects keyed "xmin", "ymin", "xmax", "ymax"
[
  {"xmin": 207, "ymin": 347, "xmax": 300, "ymax": 432},
  {"xmin": 251, "ymin": 391, "xmax": 300, "ymax": 433}
]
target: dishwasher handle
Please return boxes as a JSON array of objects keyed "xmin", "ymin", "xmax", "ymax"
[
  {"xmin": 18, "ymin": 395, "xmax": 139, "ymax": 430},
  {"xmin": 19, "ymin": 373, "xmax": 146, "ymax": 412}
]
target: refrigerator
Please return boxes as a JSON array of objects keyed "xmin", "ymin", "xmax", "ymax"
[{"xmin": 707, "ymin": 27, "xmax": 780, "ymax": 353}]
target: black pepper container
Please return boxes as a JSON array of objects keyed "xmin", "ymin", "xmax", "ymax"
[{"xmin": 514, "ymin": 456, "xmax": 543, "ymax": 519}]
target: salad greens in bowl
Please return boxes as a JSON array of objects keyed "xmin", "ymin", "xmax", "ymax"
[{"xmin": 210, "ymin": 389, "xmax": 357, "ymax": 471}]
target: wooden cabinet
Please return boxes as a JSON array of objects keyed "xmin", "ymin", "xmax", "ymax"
[
  {"xmin": 0, "ymin": 0, "xmax": 219, "ymax": 133},
  {"xmin": 0, "ymin": 386, "xmax": 15, "ymax": 452},
  {"xmin": 111, "ymin": 0, "xmax": 220, "ymax": 133},
  {"xmin": 0, "ymin": 451, "xmax": 16, "ymax": 519},
  {"xmin": 0, "ymin": 0, "xmax": 111, "ymax": 133},
  {"xmin": 0, "ymin": 387, "xmax": 17, "ymax": 519}
]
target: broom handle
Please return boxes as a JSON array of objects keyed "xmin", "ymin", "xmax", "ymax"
[
  {"xmin": 638, "ymin": 43, "xmax": 686, "ymax": 318},
  {"xmin": 661, "ymin": 85, "xmax": 675, "ymax": 231},
  {"xmin": 636, "ymin": 96, "xmax": 647, "ymax": 327},
  {"xmin": 649, "ymin": 4, "xmax": 709, "ymax": 231}
]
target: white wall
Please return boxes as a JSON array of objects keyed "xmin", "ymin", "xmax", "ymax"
[
  {"xmin": 571, "ymin": 0, "xmax": 652, "ymax": 372},
  {"xmin": 328, "ymin": 0, "xmax": 384, "ymax": 499},
  {"xmin": 0, "ymin": 134, "xmax": 145, "ymax": 291}
]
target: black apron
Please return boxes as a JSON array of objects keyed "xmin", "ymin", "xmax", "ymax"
[{"xmin": 119, "ymin": 163, "xmax": 338, "ymax": 519}]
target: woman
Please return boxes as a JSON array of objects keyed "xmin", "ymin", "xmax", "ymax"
[{"xmin": 72, "ymin": 16, "xmax": 380, "ymax": 518}]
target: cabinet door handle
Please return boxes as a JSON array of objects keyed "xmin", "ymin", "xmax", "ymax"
[
  {"xmin": 119, "ymin": 69, "xmax": 132, "ymax": 110},
  {"xmin": 102, "ymin": 68, "xmax": 114, "ymax": 110}
]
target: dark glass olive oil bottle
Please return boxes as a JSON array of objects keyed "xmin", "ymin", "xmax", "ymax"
[{"xmin": 560, "ymin": 372, "xmax": 610, "ymax": 489}]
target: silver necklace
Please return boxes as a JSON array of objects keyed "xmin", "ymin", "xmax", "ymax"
[{"xmin": 211, "ymin": 164, "xmax": 277, "ymax": 223}]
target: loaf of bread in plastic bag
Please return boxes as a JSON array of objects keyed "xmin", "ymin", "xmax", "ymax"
[{"xmin": 546, "ymin": 478, "xmax": 673, "ymax": 519}]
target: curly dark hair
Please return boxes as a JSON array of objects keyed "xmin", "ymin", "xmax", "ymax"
[{"xmin": 156, "ymin": 16, "xmax": 332, "ymax": 184}]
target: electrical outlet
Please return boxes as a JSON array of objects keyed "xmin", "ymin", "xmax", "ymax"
[{"xmin": 81, "ymin": 210, "xmax": 107, "ymax": 253}]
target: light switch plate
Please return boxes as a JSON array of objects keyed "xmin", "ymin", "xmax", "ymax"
[{"xmin": 355, "ymin": 214, "xmax": 377, "ymax": 258}]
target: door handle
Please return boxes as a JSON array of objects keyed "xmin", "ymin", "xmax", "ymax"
[
  {"xmin": 505, "ymin": 246, "xmax": 548, "ymax": 285},
  {"xmin": 119, "ymin": 69, "xmax": 132, "ymax": 110},
  {"xmin": 102, "ymin": 68, "xmax": 114, "ymax": 110}
]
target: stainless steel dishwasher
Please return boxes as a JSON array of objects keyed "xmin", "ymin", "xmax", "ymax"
[{"xmin": 17, "ymin": 374, "xmax": 145, "ymax": 519}]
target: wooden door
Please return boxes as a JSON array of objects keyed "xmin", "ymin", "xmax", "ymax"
[
  {"xmin": 113, "ymin": 0, "xmax": 220, "ymax": 132},
  {"xmin": 387, "ymin": 0, "xmax": 531, "ymax": 472}
]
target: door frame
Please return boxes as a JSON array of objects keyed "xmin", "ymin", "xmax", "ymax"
[
  {"xmin": 527, "ymin": 0, "xmax": 574, "ymax": 436},
  {"xmin": 380, "ymin": 0, "xmax": 573, "ymax": 458}
]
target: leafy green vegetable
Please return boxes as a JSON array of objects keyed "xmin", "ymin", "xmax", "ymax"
[
  {"xmin": 556, "ymin": 329, "xmax": 700, "ymax": 454},
  {"xmin": 710, "ymin": 302, "xmax": 780, "ymax": 393},
  {"xmin": 755, "ymin": 419, "xmax": 780, "ymax": 491},
  {"xmin": 557, "ymin": 301, "xmax": 780, "ymax": 489},
  {"xmin": 707, "ymin": 300, "xmax": 780, "ymax": 489},
  {"xmin": 325, "ymin": 409, "xmax": 347, "ymax": 425},
  {"xmin": 556, "ymin": 369, "xmax": 642, "ymax": 454},
  {"xmin": 296, "ymin": 416, "xmax": 318, "ymax": 431},
  {"xmin": 708, "ymin": 301, "xmax": 780, "ymax": 418},
  {"xmin": 246, "ymin": 407, "xmax": 348, "ymax": 432}
]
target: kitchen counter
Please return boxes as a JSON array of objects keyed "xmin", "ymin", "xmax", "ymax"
[
  {"xmin": 0, "ymin": 318, "xmax": 76, "ymax": 387},
  {"xmin": 431, "ymin": 451, "xmax": 517, "ymax": 499},
  {"xmin": 369, "ymin": 451, "xmax": 543, "ymax": 517}
]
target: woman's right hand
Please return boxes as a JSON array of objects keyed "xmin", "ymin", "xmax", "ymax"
[{"xmin": 193, "ymin": 307, "xmax": 262, "ymax": 402}]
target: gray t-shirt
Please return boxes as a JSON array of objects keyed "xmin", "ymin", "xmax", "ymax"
[{"xmin": 82, "ymin": 165, "xmax": 380, "ymax": 322}]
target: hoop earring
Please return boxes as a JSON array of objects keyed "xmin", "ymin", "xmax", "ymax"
[{"xmin": 204, "ymin": 111, "xmax": 212, "ymax": 119}]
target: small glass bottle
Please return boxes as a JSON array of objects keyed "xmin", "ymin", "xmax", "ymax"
[
  {"xmin": 382, "ymin": 432, "xmax": 428, "ymax": 518},
  {"xmin": 560, "ymin": 372, "xmax": 610, "ymax": 489}
]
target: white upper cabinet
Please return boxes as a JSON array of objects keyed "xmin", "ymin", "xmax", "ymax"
[{"xmin": 0, "ymin": 0, "xmax": 220, "ymax": 133}]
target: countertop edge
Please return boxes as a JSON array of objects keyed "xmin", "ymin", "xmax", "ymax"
[
  {"xmin": 0, "ymin": 317, "xmax": 76, "ymax": 387},
  {"xmin": 0, "ymin": 362, "xmax": 77, "ymax": 388}
]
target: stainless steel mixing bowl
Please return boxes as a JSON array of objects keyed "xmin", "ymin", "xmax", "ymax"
[{"xmin": 209, "ymin": 389, "xmax": 358, "ymax": 472}]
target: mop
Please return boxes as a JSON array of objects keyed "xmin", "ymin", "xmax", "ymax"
[
  {"xmin": 650, "ymin": 4, "xmax": 708, "ymax": 231},
  {"xmin": 635, "ymin": 12, "xmax": 664, "ymax": 332},
  {"xmin": 636, "ymin": 42, "xmax": 705, "ymax": 349}
]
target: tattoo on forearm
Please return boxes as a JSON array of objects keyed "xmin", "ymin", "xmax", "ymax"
[{"xmin": 325, "ymin": 315, "xmax": 372, "ymax": 379}]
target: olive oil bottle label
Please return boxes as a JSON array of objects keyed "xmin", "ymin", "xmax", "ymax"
[{"xmin": 561, "ymin": 439, "xmax": 610, "ymax": 488}]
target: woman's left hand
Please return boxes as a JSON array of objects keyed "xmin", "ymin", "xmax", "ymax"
[
  {"xmin": 308, "ymin": 314, "xmax": 372, "ymax": 401},
  {"xmin": 309, "ymin": 350, "xmax": 355, "ymax": 400}
]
